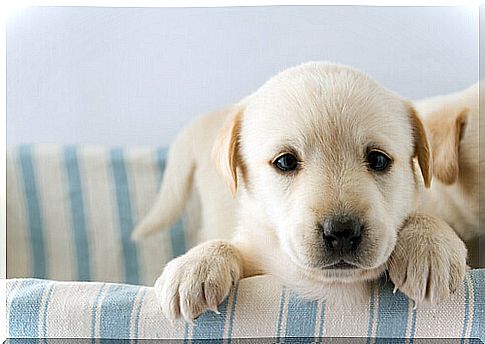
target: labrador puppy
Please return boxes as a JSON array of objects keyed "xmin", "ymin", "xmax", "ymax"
[
  {"xmin": 133, "ymin": 62, "xmax": 467, "ymax": 322},
  {"xmin": 416, "ymin": 83, "xmax": 480, "ymax": 240},
  {"xmin": 416, "ymin": 83, "xmax": 482, "ymax": 266},
  {"xmin": 387, "ymin": 83, "xmax": 481, "ymax": 299}
]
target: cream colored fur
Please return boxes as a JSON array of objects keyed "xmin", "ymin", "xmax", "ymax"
[
  {"xmin": 132, "ymin": 62, "xmax": 469, "ymax": 322},
  {"xmin": 132, "ymin": 108, "xmax": 237, "ymax": 243},
  {"xmin": 416, "ymin": 83, "xmax": 481, "ymax": 241}
]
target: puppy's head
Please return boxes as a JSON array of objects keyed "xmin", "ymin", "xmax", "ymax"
[{"xmin": 213, "ymin": 62, "xmax": 431, "ymax": 282}]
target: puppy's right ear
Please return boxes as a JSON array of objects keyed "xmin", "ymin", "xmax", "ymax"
[
  {"xmin": 426, "ymin": 108, "xmax": 469, "ymax": 185},
  {"xmin": 211, "ymin": 103, "xmax": 245, "ymax": 195}
]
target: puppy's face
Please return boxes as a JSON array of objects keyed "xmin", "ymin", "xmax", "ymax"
[{"xmin": 214, "ymin": 62, "xmax": 431, "ymax": 282}]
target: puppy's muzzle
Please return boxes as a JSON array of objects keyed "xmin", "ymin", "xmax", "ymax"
[{"xmin": 321, "ymin": 215, "xmax": 362, "ymax": 255}]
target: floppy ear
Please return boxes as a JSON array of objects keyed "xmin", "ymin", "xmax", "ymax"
[
  {"xmin": 211, "ymin": 104, "xmax": 245, "ymax": 195},
  {"xmin": 408, "ymin": 105, "xmax": 432, "ymax": 188},
  {"xmin": 426, "ymin": 108, "xmax": 469, "ymax": 185}
]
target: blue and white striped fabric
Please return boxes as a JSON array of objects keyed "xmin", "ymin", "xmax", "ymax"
[
  {"xmin": 6, "ymin": 270, "xmax": 485, "ymax": 341},
  {"xmin": 6, "ymin": 144, "xmax": 485, "ymax": 341},
  {"xmin": 7, "ymin": 144, "xmax": 191, "ymax": 285}
]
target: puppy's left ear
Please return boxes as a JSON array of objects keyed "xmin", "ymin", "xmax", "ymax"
[
  {"xmin": 211, "ymin": 103, "xmax": 245, "ymax": 195},
  {"xmin": 408, "ymin": 105, "xmax": 432, "ymax": 188}
]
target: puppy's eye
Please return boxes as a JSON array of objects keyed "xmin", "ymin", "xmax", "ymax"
[
  {"xmin": 273, "ymin": 153, "xmax": 299, "ymax": 172},
  {"xmin": 366, "ymin": 150, "xmax": 391, "ymax": 172}
]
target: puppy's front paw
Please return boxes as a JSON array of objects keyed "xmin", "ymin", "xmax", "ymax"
[
  {"xmin": 155, "ymin": 240, "xmax": 242, "ymax": 323},
  {"xmin": 388, "ymin": 214, "xmax": 467, "ymax": 306}
]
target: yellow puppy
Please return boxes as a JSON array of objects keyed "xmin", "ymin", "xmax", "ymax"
[
  {"xmin": 416, "ymin": 83, "xmax": 481, "ymax": 266},
  {"xmin": 417, "ymin": 83, "xmax": 480, "ymax": 240},
  {"xmin": 133, "ymin": 62, "xmax": 467, "ymax": 322}
]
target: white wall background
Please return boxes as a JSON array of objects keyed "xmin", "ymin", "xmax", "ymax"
[{"xmin": 7, "ymin": 6, "xmax": 478, "ymax": 146}]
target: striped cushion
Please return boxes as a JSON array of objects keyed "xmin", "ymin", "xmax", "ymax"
[
  {"xmin": 7, "ymin": 144, "xmax": 191, "ymax": 285},
  {"xmin": 6, "ymin": 270, "xmax": 485, "ymax": 341}
]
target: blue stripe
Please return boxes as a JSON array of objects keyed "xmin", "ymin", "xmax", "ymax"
[
  {"xmin": 317, "ymin": 301, "xmax": 326, "ymax": 339},
  {"xmin": 64, "ymin": 146, "xmax": 91, "ymax": 281},
  {"xmin": 227, "ymin": 283, "xmax": 240, "ymax": 344},
  {"xmin": 284, "ymin": 292, "xmax": 318, "ymax": 343},
  {"xmin": 183, "ymin": 322, "xmax": 190, "ymax": 344},
  {"xmin": 408, "ymin": 307, "xmax": 417, "ymax": 344},
  {"xmin": 366, "ymin": 284, "xmax": 376, "ymax": 344},
  {"xmin": 42, "ymin": 283, "xmax": 55, "ymax": 342},
  {"xmin": 111, "ymin": 148, "xmax": 139, "ymax": 285},
  {"xmin": 91, "ymin": 283, "xmax": 107, "ymax": 344},
  {"xmin": 155, "ymin": 147, "xmax": 168, "ymax": 170},
  {"xmin": 18, "ymin": 145, "xmax": 46, "ymax": 278},
  {"xmin": 8, "ymin": 279, "xmax": 48, "ymax": 338},
  {"xmin": 99, "ymin": 284, "xmax": 139, "ymax": 342},
  {"xmin": 470, "ymin": 270, "xmax": 485, "ymax": 342},
  {"xmin": 374, "ymin": 282, "xmax": 409, "ymax": 343},
  {"xmin": 275, "ymin": 287, "xmax": 287, "ymax": 344},
  {"xmin": 461, "ymin": 275, "xmax": 471, "ymax": 344},
  {"xmin": 192, "ymin": 290, "xmax": 231, "ymax": 343},
  {"xmin": 169, "ymin": 219, "xmax": 187, "ymax": 258},
  {"xmin": 155, "ymin": 147, "xmax": 187, "ymax": 257},
  {"xmin": 132, "ymin": 287, "xmax": 148, "ymax": 340}
]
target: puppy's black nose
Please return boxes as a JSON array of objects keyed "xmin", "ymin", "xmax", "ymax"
[{"xmin": 322, "ymin": 215, "xmax": 362, "ymax": 253}]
